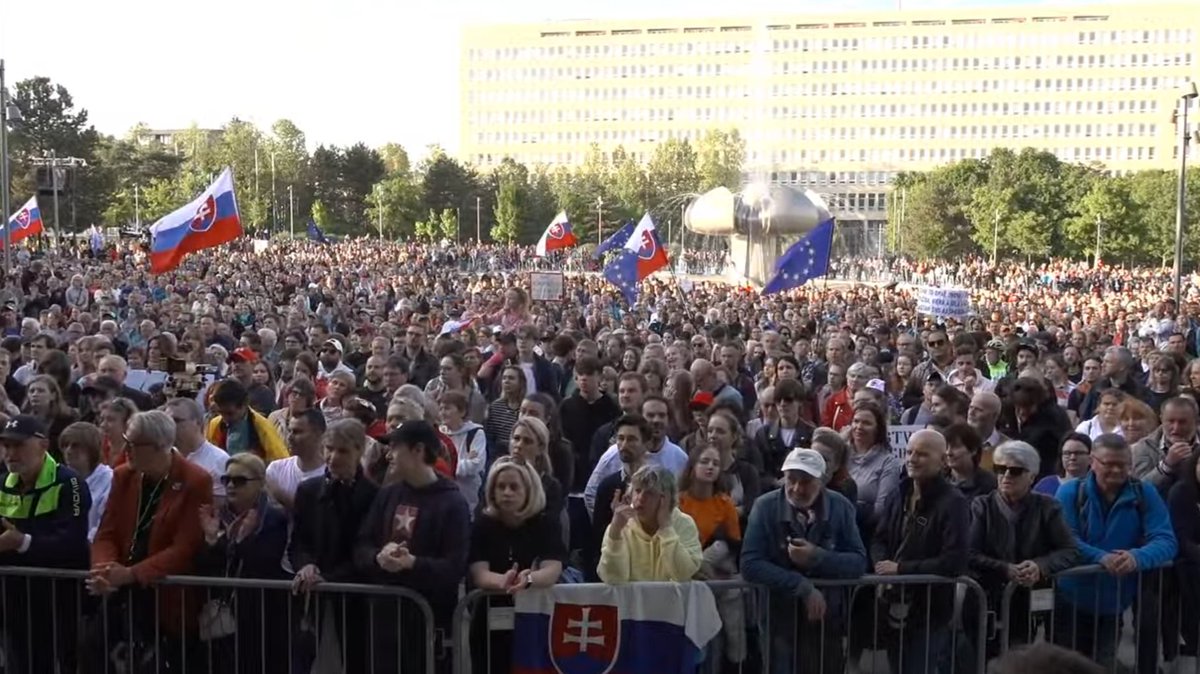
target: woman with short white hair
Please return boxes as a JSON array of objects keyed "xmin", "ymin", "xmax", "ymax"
[
  {"xmin": 966, "ymin": 440, "xmax": 1079, "ymax": 657},
  {"xmin": 598, "ymin": 464, "xmax": 703, "ymax": 583}
]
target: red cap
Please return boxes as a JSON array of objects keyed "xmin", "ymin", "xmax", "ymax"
[
  {"xmin": 689, "ymin": 391, "xmax": 715, "ymax": 410},
  {"xmin": 229, "ymin": 347, "xmax": 259, "ymax": 364}
]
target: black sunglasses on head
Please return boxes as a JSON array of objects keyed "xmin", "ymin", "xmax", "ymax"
[{"xmin": 219, "ymin": 475, "xmax": 261, "ymax": 488}]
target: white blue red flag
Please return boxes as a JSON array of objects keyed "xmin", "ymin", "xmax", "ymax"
[
  {"xmin": 149, "ymin": 168, "xmax": 242, "ymax": 273},
  {"xmin": 622, "ymin": 213, "xmax": 669, "ymax": 280},
  {"xmin": 4, "ymin": 196, "xmax": 44, "ymax": 246},
  {"xmin": 512, "ymin": 582, "xmax": 720, "ymax": 674},
  {"xmin": 535, "ymin": 211, "xmax": 577, "ymax": 257}
]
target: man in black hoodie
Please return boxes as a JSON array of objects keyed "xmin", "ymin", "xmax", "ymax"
[
  {"xmin": 872, "ymin": 429, "xmax": 968, "ymax": 674},
  {"xmin": 356, "ymin": 419, "xmax": 470, "ymax": 674}
]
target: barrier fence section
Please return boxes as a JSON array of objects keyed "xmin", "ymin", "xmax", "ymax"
[
  {"xmin": 998, "ymin": 562, "xmax": 1188, "ymax": 673},
  {"xmin": 452, "ymin": 575, "xmax": 987, "ymax": 674},
  {"xmin": 0, "ymin": 567, "xmax": 437, "ymax": 674}
]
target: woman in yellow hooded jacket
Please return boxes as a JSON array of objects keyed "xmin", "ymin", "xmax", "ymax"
[{"xmin": 598, "ymin": 464, "xmax": 703, "ymax": 583}]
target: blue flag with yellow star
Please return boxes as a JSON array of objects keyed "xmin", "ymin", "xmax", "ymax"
[
  {"xmin": 603, "ymin": 249, "xmax": 640, "ymax": 305},
  {"xmin": 763, "ymin": 218, "xmax": 834, "ymax": 295}
]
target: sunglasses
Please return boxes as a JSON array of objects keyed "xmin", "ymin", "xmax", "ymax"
[
  {"xmin": 220, "ymin": 475, "xmax": 261, "ymax": 488},
  {"xmin": 993, "ymin": 464, "xmax": 1028, "ymax": 477},
  {"xmin": 927, "ymin": 339, "xmax": 947, "ymax": 347}
]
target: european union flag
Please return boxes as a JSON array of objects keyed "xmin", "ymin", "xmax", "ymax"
[
  {"xmin": 763, "ymin": 218, "xmax": 835, "ymax": 295},
  {"xmin": 307, "ymin": 219, "xmax": 330, "ymax": 244},
  {"xmin": 594, "ymin": 220, "xmax": 635, "ymax": 259},
  {"xmin": 603, "ymin": 249, "xmax": 640, "ymax": 305}
]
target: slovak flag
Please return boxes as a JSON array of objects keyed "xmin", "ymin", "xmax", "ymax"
[
  {"xmin": 149, "ymin": 168, "xmax": 242, "ymax": 274},
  {"xmin": 623, "ymin": 212, "xmax": 669, "ymax": 280},
  {"xmin": 512, "ymin": 582, "xmax": 721, "ymax": 674},
  {"xmin": 535, "ymin": 211, "xmax": 577, "ymax": 257},
  {"xmin": 4, "ymin": 196, "xmax": 44, "ymax": 246}
]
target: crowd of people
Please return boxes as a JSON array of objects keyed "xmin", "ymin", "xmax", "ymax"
[{"xmin": 2, "ymin": 237, "xmax": 1200, "ymax": 673}]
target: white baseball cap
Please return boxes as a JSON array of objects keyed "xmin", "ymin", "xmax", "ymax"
[{"xmin": 780, "ymin": 448, "xmax": 826, "ymax": 479}]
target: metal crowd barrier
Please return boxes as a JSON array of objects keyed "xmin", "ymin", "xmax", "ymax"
[
  {"xmin": 998, "ymin": 562, "xmax": 1183, "ymax": 673},
  {"xmin": 0, "ymin": 567, "xmax": 437, "ymax": 674},
  {"xmin": 451, "ymin": 575, "xmax": 987, "ymax": 674}
]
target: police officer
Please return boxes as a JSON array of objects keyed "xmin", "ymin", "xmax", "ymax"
[{"xmin": 0, "ymin": 414, "xmax": 91, "ymax": 673}]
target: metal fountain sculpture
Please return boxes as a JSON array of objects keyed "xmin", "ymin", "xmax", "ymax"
[{"xmin": 684, "ymin": 183, "xmax": 833, "ymax": 287}]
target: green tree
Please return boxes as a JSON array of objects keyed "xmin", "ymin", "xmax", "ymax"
[
  {"xmin": 340, "ymin": 143, "xmax": 386, "ymax": 233},
  {"xmin": 311, "ymin": 199, "xmax": 332, "ymax": 230},
  {"xmin": 380, "ymin": 143, "xmax": 411, "ymax": 177},
  {"xmin": 419, "ymin": 146, "xmax": 479, "ymax": 224},
  {"xmin": 493, "ymin": 177, "xmax": 521, "ymax": 243},
  {"xmin": 415, "ymin": 209, "xmax": 439, "ymax": 242},
  {"xmin": 646, "ymin": 138, "xmax": 699, "ymax": 225},
  {"xmin": 439, "ymin": 208, "xmax": 459, "ymax": 241},
  {"xmin": 889, "ymin": 161, "xmax": 985, "ymax": 258},
  {"xmin": 365, "ymin": 175, "xmax": 422, "ymax": 240},
  {"xmin": 610, "ymin": 146, "xmax": 648, "ymax": 221},
  {"xmin": 1065, "ymin": 178, "xmax": 1139, "ymax": 265},
  {"xmin": 696, "ymin": 129, "xmax": 746, "ymax": 192}
]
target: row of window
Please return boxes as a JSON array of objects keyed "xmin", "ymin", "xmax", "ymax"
[
  {"xmin": 466, "ymin": 28, "xmax": 1196, "ymax": 62},
  {"xmin": 466, "ymin": 76, "xmax": 1192, "ymax": 104},
  {"xmin": 470, "ymin": 142, "xmax": 1160, "ymax": 168},
  {"xmin": 473, "ymin": 121, "xmax": 1164, "ymax": 145},
  {"xmin": 470, "ymin": 100, "xmax": 1164, "ymax": 126},
  {"xmin": 468, "ymin": 51, "xmax": 1192, "ymax": 82}
]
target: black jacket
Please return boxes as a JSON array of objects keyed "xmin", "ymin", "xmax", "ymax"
[
  {"xmin": 753, "ymin": 421, "xmax": 816, "ymax": 482},
  {"xmin": 968, "ymin": 491, "xmax": 1078, "ymax": 594},
  {"xmin": 997, "ymin": 401, "xmax": 1072, "ymax": 480},
  {"xmin": 288, "ymin": 469, "xmax": 379, "ymax": 582},
  {"xmin": 560, "ymin": 392, "xmax": 620, "ymax": 493},
  {"xmin": 871, "ymin": 475, "xmax": 969, "ymax": 625}
]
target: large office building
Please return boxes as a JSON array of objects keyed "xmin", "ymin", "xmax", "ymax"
[{"xmin": 461, "ymin": 4, "xmax": 1199, "ymax": 253}]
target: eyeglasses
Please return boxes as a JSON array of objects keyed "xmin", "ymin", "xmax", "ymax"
[
  {"xmin": 219, "ymin": 475, "xmax": 261, "ymax": 488},
  {"xmin": 993, "ymin": 464, "xmax": 1028, "ymax": 477},
  {"xmin": 927, "ymin": 340, "xmax": 947, "ymax": 347}
]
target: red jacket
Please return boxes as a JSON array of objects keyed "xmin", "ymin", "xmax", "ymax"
[
  {"xmin": 92, "ymin": 452, "xmax": 213, "ymax": 633},
  {"xmin": 821, "ymin": 388, "xmax": 854, "ymax": 431}
]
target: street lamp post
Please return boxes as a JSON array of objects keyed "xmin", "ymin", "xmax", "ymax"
[
  {"xmin": 475, "ymin": 196, "xmax": 481, "ymax": 242},
  {"xmin": 1094, "ymin": 214, "xmax": 1102, "ymax": 269},
  {"xmin": 0, "ymin": 59, "xmax": 10, "ymax": 274},
  {"xmin": 1173, "ymin": 83, "xmax": 1199, "ymax": 309},
  {"xmin": 288, "ymin": 185, "xmax": 295, "ymax": 239},
  {"xmin": 596, "ymin": 196, "xmax": 604, "ymax": 245}
]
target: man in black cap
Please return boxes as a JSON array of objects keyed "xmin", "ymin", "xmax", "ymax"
[
  {"xmin": 355, "ymin": 420, "xmax": 469, "ymax": 674},
  {"xmin": 0, "ymin": 415, "xmax": 91, "ymax": 674}
]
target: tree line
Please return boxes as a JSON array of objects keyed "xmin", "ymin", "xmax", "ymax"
[
  {"xmin": 889, "ymin": 147, "xmax": 1200, "ymax": 266},
  {"xmin": 3, "ymin": 76, "xmax": 747, "ymax": 245}
]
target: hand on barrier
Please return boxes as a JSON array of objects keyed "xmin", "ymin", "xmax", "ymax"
[
  {"xmin": 874, "ymin": 560, "xmax": 899, "ymax": 576},
  {"xmin": 292, "ymin": 563, "xmax": 324, "ymax": 594},
  {"xmin": 86, "ymin": 562, "xmax": 133, "ymax": 596},
  {"xmin": 805, "ymin": 589, "xmax": 827, "ymax": 622},
  {"xmin": 1100, "ymin": 550, "xmax": 1138, "ymax": 576},
  {"xmin": 1013, "ymin": 560, "xmax": 1043, "ymax": 586},
  {"xmin": 0, "ymin": 518, "xmax": 24, "ymax": 553}
]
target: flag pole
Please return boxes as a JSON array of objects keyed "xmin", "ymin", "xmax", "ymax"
[{"xmin": 0, "ymin": 59, "xmax": 10, "ymax": 275}]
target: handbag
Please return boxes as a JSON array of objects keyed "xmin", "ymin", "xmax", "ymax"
[{"xmin": 198, "ymin": 553, "xmax": 243, "ymax": 642}]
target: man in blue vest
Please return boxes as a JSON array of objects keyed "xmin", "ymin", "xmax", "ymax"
[{"xmin": 0, "ymin": 414, "xmax": 92, "ymax": 673}]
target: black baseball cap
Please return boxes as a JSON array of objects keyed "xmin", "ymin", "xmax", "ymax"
[
  {"xmin": 383, "ymin": 420, "xmax": 441, "ymax": 452},
  {"xmin": 0, "ymin": 415, "xmax": 48, "ymax": 442}
]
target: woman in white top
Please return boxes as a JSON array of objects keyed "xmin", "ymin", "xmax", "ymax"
[
  {"xmin": 59, "ymin": 422, "xmax": 112, "ymax": 542},
  {"xmin": 1075, "ymin": 388, "xmax": 1126, "ymax": 440}
]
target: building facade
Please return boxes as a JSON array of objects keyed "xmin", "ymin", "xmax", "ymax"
[{"xmin": 461, "ymin": 5, "xmax": 1199, "ymax": 254}]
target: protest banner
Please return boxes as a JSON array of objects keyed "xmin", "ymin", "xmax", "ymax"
[
  {"xmin": 530, "ymin": 271, "xmax": 565, "ymax": 301},
  {"xmin": 917, "ymin": 287, "xmax": 970, "ymax": 319},
  {"xmin": 888, "ymin": 424, "xmax": 923, "ymax": 459}
]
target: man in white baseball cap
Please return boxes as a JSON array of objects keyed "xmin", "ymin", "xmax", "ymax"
[{"xmin": 742, "ymin": 447, "xmax": 868, "ymax": 674}]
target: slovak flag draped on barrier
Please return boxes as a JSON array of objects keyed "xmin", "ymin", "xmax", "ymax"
[
  {"xmin": 149, "ymin": 168, "xmax": 242, "ymax": 273},
  {"xmin": 4, "ymin": 196, "xmax": 44, "ymax": 246},
  {"xmin": 511, "ymin": 582, "xmax": 721, "ymax": 674},
  {"xmin": 535, "ymin": 211, "xmax": 577, "ymax": 257}
]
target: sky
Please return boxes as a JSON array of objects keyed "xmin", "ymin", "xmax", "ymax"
[{"xmin": 0, "ymin": 0, "xmax": 1131, "ymax": 161}]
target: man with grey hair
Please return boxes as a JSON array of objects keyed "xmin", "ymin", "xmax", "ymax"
[
  {"xmin": 88, "ymin": 410, "xmax": 212, "ymax": 626},
  {"xmin": 1133, "ymin": 395, "xmax": 1200, "ymax": 493},
  {"xmin": 689, "ymin": 358, "xmax": 743, "ymax": 413},
  {"xmin": 257, "ymin": 327, "xmax": 280, "ymax": 364},
  {"xmin": 166, "ymin": 397, "xmax": 229, "ymax": 502},
  {"xmin": 598, "ymin": 463, "xmax": 703, "ymax": 583},
  {"xmin": 94, "ymin": 354, "xmax": 153, "ymax": 410},
  {"xmin": 872, "ymin": 429, "xmax": 968, "ymax": 674},
  {"xmin": 1079, "ymin": 346, "xmax": 1144, "ymax": 421}
]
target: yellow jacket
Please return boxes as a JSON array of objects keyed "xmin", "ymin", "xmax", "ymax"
[
  {"xmin": 598, "ymin": 509, "xmax": 703, "ymax": 584},
  {"xmin": 205, "ymin": 410, "xmax": 289, "ymax": 463}
]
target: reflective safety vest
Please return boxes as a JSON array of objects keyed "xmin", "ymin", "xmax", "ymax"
[{"xmin": 0, "ymin": 455, "xmax": 68, "ymax": 519}]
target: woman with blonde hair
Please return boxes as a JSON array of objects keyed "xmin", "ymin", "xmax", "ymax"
[
  {"xmin": 318, "ymin": 370, "xmax": 355, "ymax": 424},
  {"xmin": 509, "ymin": 416, "xmax": 563, "ymax": 517},
  {"xmin": 467, "ymin": 457, "xmax": 565, "ymax": 674}
]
